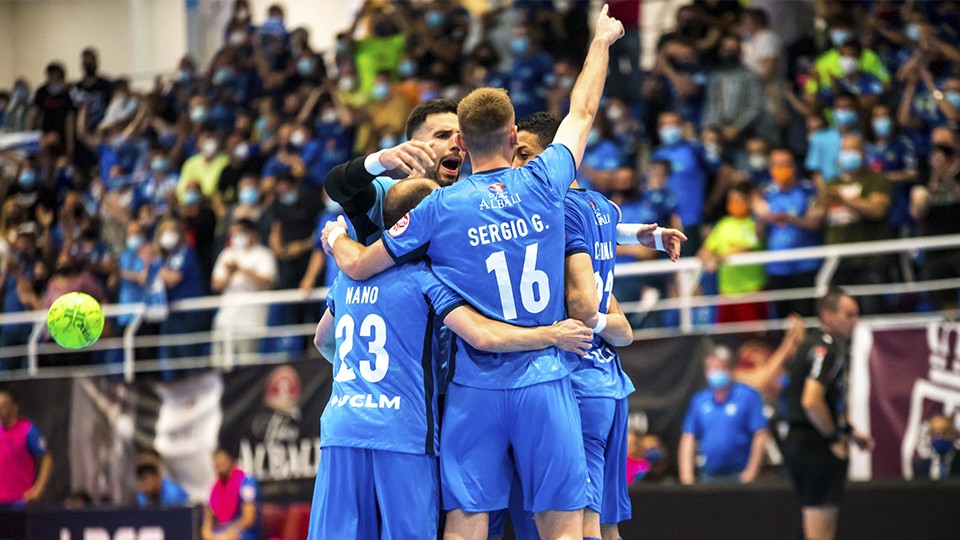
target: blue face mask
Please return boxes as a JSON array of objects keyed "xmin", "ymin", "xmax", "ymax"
[
  {"xmin": 834, "ymin": 108, "xmax": 858, "ymax": 127},
  {"xmin": 426, "ymin": 11, "xmax": 445, "ymax": 27},
  {"xmin": 838, "ymin": 149, "xmax": 863, "ymax": 172},
  {"xmin": 372, "ymin": 82, "xmax": 390, "ymax": 100},
  {"xmin": 932, "ymin": 438, "xmax": 954, "ymax": 456},
  {"xmin": 872, "ymin": 117, "xmax": 892, "ymax": 137},
  {"xmin": 906, "ymin": 23, "xmax": 921, "ymax": 42},
  {"xmin": 181, "ymin": 190, "xmax": 202, "ymax": 206},
  {"xmin": 946, "ymin": 92, "xmax": 960, "ymax": 109},
  {"xmin": 279, "ymin": 191, "xmax": 298, "ymax": 206},
  {"xmin": 830, "ymin": 29, "xmax": 852, "ymax": 47},
  {"xmin": 659, "ymin": 125, "xmax": 682, "ymax": 146},
  {"xmin": 336, "ymin": 41, "xmax": 348, "ymax": 55},
  {"xmin": 645, "ymin": 447, "xmax": 663, "ymax": 464},
  {"xmin": 190, "ymin": 106, "xmax": 208, "ymax": 123},
  {"xmin": 126, "ymin": 235, "xmax": 144, "ymax": 251},
  {"xmin": 238, "ymin": 187, "xmax": 259, "ymax": 204},
  {"xmin": 213, "ymin": 67, "xmax": 232, "ymax": 85},
  {"xmin": 398, "ymin": 59, "xmax": 417, "ymax": 78},
  {"xmin": 151, "ymin": 158, "xmax": 168, "ymax": 173},
  {"xmin": 297, "ymin": 57, "xmax": 315, "ymax": 76},
  {"xmin": 707, "ymin": 369, "xmax": 731, "ymax": 389},
  {"xmin": 510, "ymin": 37, "xmax": 530, "ymax": 56},
  {"xmin": 18, "ymin": 170, "xmax": 36, "ymax": 189}
]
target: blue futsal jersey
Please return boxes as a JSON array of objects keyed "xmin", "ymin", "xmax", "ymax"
[
  {"xmin": 320, "ymin": 262, "xmax": 465, "ymax": 455},
  {"xmin": 383, "ymin": 144, "xmax": 575, "ymax": 389},
  {"xmin": 564, "ymin": 189, "xmax": 636, "ymax": 400}
]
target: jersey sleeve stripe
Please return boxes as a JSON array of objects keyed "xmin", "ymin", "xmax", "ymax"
[
  {"xmin": 420, "ymin": 295, "xmax": 438, "ymax": 456},
  {"xmin": 436, "ymin": 300, "xmax": 469, "ymax": 323},
  {"xmin": 383, "ymin": 238, "xmax": 431, "ymax": 265},
  {"xmin": 564, "ymin": 247, "xmax": 590, "ymax": 257}
]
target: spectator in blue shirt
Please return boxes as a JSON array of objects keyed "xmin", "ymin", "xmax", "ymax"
[
  {"xmin": 118, "ymin": 221, "xmax": 151, "ymax": 328},
  {"xmin": 642, "ymin": 39, "xmax": 708, "ymax": 131},
  {"xmin": 651, "ymin": 111, "xmax": 717, "ymax": 254},
  {"xmin": 805, "ymin": 93, "xmax": 860, "ymax": 183},
  {"xmin": 492, "ymin": 23, "xmax": 554, "ymax": 121},
  {"xmin": 133, "ymin": 149, "xmax": 179, "ymax": 217},
  {"xmin": 754, "ymin": 148, "xmax": 824, "ymax": 318},
  {"xmin": 577, "ymin": 112, "xmax": 625, "ymax": 191},
  {"xmin": 136, "ymin": 463, "xmax": 189, "ymax": 507},
  {"xmin": 300, "ymin": 200, "xmax": 353, "ymax": 294},
  {"xmin": 679, "ymin": 346, "xmax": 768, "ymax": 484},
  {"xmin": 151, "ymin": 217, "xmax": 207, "ymax": 371},
  {"xmin": 866, "ymin": 103, "xmax": 919, "ymax": 238},
  {"xmin": 0, "ymin": 224, "xmax": 43, "ymax": 368}
]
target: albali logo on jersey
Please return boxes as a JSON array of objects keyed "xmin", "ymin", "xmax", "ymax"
[
  {"xmin": 388, "ymin": 212, "xmax": 410, "ymax": 237},
  {"xmin": 479, "ymin": 182, "xmax": 522, "ymax": 210},
  {"xmin": 900, "ymin": 322, "xmax": 960, "ymax": 477},
  {"xmin": 238, "ymin": 366, "xmax": 320, "ymax": 482}
]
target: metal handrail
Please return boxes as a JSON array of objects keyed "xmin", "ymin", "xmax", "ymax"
[{"xmin": 0, "ymin": 234, "xmax": 958, "ymax": 381}]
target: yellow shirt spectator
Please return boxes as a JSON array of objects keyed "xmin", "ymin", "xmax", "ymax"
[{"xmin": 178, "ymin": 153, "xmax": 230, "ymax": 198}]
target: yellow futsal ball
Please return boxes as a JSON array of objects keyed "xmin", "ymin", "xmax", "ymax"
[{"xmin": 46, "ymin": 292, "xmax": 104, "ymax": 350}]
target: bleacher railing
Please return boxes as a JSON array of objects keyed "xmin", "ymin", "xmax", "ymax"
[{"xmin": 1, "ymin": 234, "xmax": 959, "ymax": 382}]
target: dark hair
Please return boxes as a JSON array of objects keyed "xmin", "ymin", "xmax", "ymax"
[
  {"xmin": 839, "ymin": 41, "xmax": 863, "ymax": 57},
  {"xmin": 405, "ymin": 98, "xmax": 458, "ymax": 140},
  {"xmin": 214, "ymin": 447, "xmax": 237, "ymax": 461},
  {"xmin": 743, "ymin": 8, "xmax": 769, "ymax": 28},
  {"xmin": 136, "ymin": 463, "xmax": 159, "ymax": 478},
  {"xmin": 517, "ymin": 112, "xmax": 561, "ymax": 151},
  {"xmin": 383, "ymin": 178, "xmax": 439, "ymax": 228},
  {"xmin": 0, "ymin": 388, "xmax": 18, "ymax": 404},
  {"xmin": 833, "ymin": 91, "xmax": 858, "ymax": 106},
  {"xmin": 817, "ymin": 287, "xmax": 850, "ymax": 314},
  {"xmin": 275, "ymin": 171, "xmax": 296, "ymax": 185},
  {"xmin": 46, "ymin": 62, "xmax": 65, "ymax": 77},
  {"xmin": 233, "ymin": 218, "xmax": 258, "ymax": 232},
  {"xmin": 769, "ymin": 146, "xmax": 796, "ymax": 161}
]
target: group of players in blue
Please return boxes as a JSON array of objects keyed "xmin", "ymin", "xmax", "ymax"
[{"xmin": 307, "ymin": 7, "xmax": 686, "ymax": 540}]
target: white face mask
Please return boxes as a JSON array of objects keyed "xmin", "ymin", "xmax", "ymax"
[
  {"xmin": 159, "ymin": 231, "xmax": 179, "ymax": 250},
  {"xmin": 231, "ymin": 234, "xmax": 250, "ymax": 250},
  {"xmin": 320, "ymin": 109, "xmax": 338, "ymax": 124},
  {"xmin": 201, "ymin": 139, "xmax": 218, "ymax": 157}
]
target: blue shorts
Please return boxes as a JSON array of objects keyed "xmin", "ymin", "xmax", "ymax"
[
  {"xmin": 308, "ymin": 446, "xmax": 439, "ymax": 539},
  {"xmin": 441, "ymin": 378, "xmax": 588, "ymax": 514},
  {"xmin": 579, "ymin": 396, "xmax": 631, "ymax": 524}
]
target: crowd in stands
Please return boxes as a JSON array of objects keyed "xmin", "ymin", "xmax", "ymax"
[{"xmin": 1, "ymin": 0, "xmax": 960, "ymax": 371}]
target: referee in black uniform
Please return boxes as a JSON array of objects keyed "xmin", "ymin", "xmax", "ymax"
[{"xmin": 782, "ymin": 287, "xmax": 875, "ymax": 540}]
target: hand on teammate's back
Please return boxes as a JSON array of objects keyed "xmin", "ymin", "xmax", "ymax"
[
  {"xmin": 594, "ymin": 4, "xmax": 626, "ymax": 46},
  {"xmin": 379, "ymin": 140, "xmax": 437, "ymax": 177},
  {"xmin": 551, "ymin": 319, "xmax": 594, "ymax": 356},
  {"xmin": 321, "ymin": 216, "xmax": 349, "ymax": 256}
]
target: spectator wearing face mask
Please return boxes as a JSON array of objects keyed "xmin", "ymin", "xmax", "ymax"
[
  {"xmin": 742, "ymin": 137, "xmax": 771, "ymax": 186},
  {"xmin": 698, "ymin": 183, "xmax": 768, "ymax": 323},
  {"xmin": 8, "ymin": 157, "xmax": 56, "ymax": 224},
  {"xmin": 151, "ymin": 217, "xmax": 206, "ymax": 370},
  {"xmin": 808, "ymin": 42, "xmax": 884, "ymax": 113},
  {"xmin": 1, "ymin": 79, "xmax": 32, "ymax": 133},
  {"xmin": 216, "ymin": 135, "xmax": 260, "ymax": 212},
  {"xmin": 211, "ymin": 218, "xmax": 277, "ymax": 362},
  {"xmin": 178, "ymin": 182, "xmax": 217, "ymax": 290},
  {"xmin": 812, "ymin": 16, "xmax": 890, "ymax": 90},
  {"xmin": 490, "ymin": 23, "xmax": 554, "ymax": 122},
  {"xmin": 133, "ymin": 149, "xmax": 180, "ymax": 217},
  {"xmin": 913, "ymin": 414, "xmax": 960, "ymax": 481},
  {"xmin": 307, "ymin": 93, "xmax": 356, "ymax": 186},
  {"xmin": 229, "ymin": 176, "xmax": 268, "ymax": 239},
  {"xmin": 178, "ymin": 132, "xmax": 230, "ymax": 199},
  {"xmin": 910, "ymin": 137, "xmax": 960, "ymax": 311},
  {"xmin": 866, "ymin": 103, "xmax": 918, "ymax": 244},
  {"xmin": 264, "ymin": 173, "xmax": 322, "ymax": 355},
  {"xmin": 0, "ymin": 224, "xmax": 45, "ymax": 361},
  {"xmin": 651, "ymin": 111, "xmax": 717, "ymax": 255},
  {"xmin": 898, "ymin": 68, "xmax": 960, "ymax": 156},
  {"xmin": 644, "ymin": 40, "xmax": 708, "ymax": 133},
  {"xmin": 28, "ymin": 63, "xmax": 76, "ymax": 156},
  {"xmin": 824, "ymin": 134, "xmax": 891, "ymax": 315},
  {"xmin": 350, "ymin": 71, "xmax": 414, "ymax": 155},
  {"xmin": 626, "ymin": 431, "xmax": 670, "ymax": 485},
  {"xmin": 702, "ymin": 34, "xmax": 773, "ymax": 149},
  {"xmin": 679, "ymin": 346, "xmax": 767, "ymax": 485},
  {"xmin": 753, "ymin": 148, "xmax": 823, "ymax": 318},
  {"xmin": 118, "ymin": 221, "xmax": 151, "ymax": 328},
  {"xmin": 577, "ymin": 111, "xmax": 625, "ymax": 192},
  {"xmin": 805, "ymin": 93, "xmax": 861, "ymax": 183}
]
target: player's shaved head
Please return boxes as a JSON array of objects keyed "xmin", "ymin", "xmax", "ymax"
[
  {"xmin": 457, "ymin": 88, "xmax": 515, "ymax": 158},
  {"xmin": 384, "ymin": 178, "xmax": 440, "ymax": 228}
]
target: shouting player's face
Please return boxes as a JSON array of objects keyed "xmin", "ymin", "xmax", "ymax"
[
  {"xmin": 512, "ymin": 130, "xmax": 546, "ymax": 168},
  {"xmin": 413, "ymin": 112, "xmax": 463, "ymax": 186}
]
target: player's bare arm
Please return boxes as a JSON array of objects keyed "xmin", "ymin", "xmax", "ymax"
[
  {"xmin": 599, "ymin": 295, "xmax": 633, "ymax": 347},
  {"xmin": 313, "ymin": 308, "xmax": 336, "ymax": 362},
  {"xmin": 321, "ymin": 216, "xmax": 395, "ymax": 280},
  {"xmin": 616, "ymin": 222, "xmax": 687, "ymax": 262},
  {"xmin": 552, "ymin": 5, "xmax": 625, "ymax": 168},
  {"xmin": 444, "ymin": 306, "xmax": 593, "ymax": 356}
]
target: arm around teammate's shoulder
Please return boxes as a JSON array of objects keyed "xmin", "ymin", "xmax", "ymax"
[{"xmin": 443, "ymin": 305, "xmax": 593, "ymax": 355}]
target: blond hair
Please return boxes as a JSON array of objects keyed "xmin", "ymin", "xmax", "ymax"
[{"xmin": 457, "ymin": 88, "xmax": 515, "ymax": 158}]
